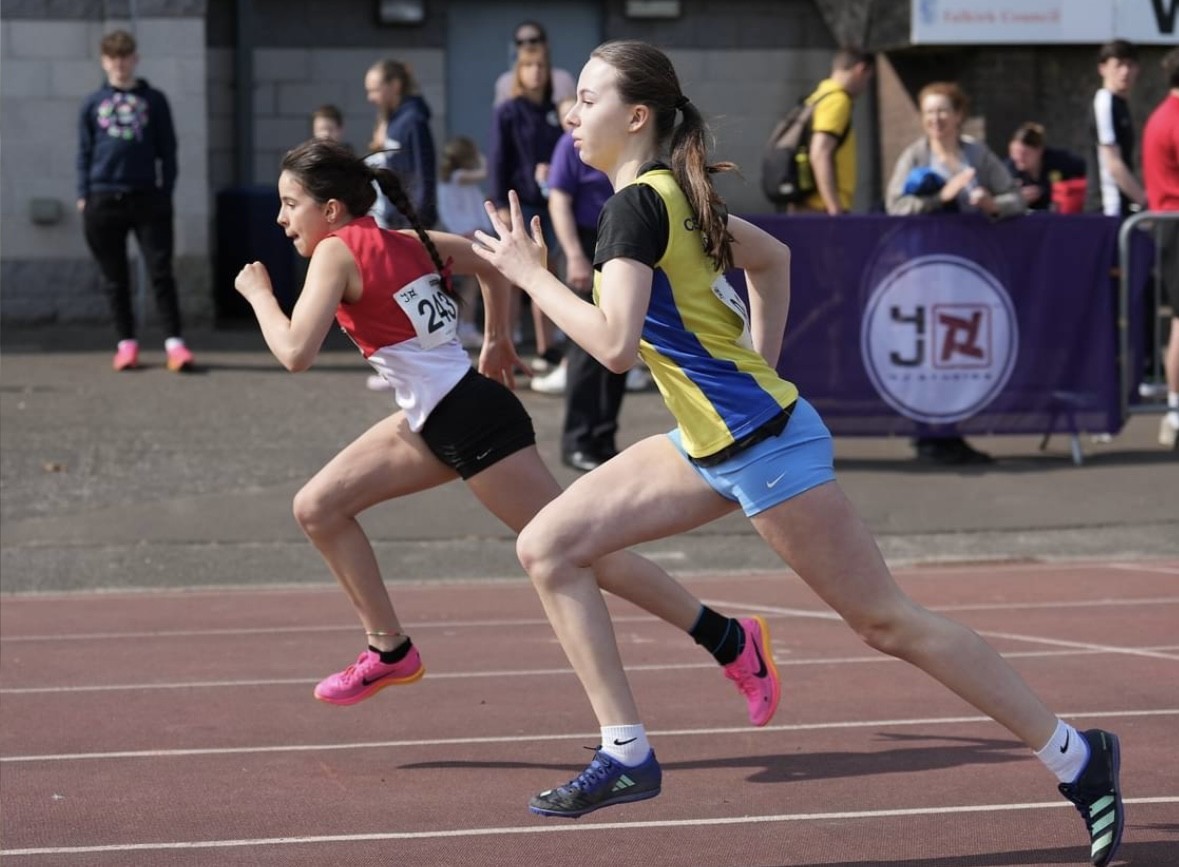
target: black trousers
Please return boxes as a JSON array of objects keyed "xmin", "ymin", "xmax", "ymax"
[
  {"xmin": 82, "ymin": 190, "xmax": 182, "ymax": 341},
  {"xmin": 561, "ymin": 226, "xmax": 627, "ymax": 457}
]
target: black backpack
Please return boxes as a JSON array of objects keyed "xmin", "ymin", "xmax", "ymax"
[{"xmin": 760, "ymin": 89, "xmax": 848, "ymax": 206}]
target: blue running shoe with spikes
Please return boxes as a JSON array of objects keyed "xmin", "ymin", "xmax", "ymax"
[
  {"xmin": 1058, "ymin": 729, "xmax": 1124, "ymax": 867},
  {"xmin": 529, "ymin": 747, "xmax": 661, "ymax": 818}
]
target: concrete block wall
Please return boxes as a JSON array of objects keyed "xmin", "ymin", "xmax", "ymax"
[
  {"xmin": 667, "ymin": 48, "xmax": 868, "ymax": 214},
  {"xmin": 205, "ymin": 48, "xmax": 446, "ymax": 189},
  {"xmin": 1, "ymin": 15, "xmax": 211, "ymax": 328},
  {"xmin": 205, "ymin": 46, "xmax": 827, "ymax": 219}
]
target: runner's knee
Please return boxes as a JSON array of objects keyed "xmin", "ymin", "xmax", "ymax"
[
  {"xmin": 517, "ymin": 522, "xmax": 583, "ymax": 590},
  {"xmin": 292, "ymin": 481, "xmax": 335, "ymax": 536},
  {"xmin": 847, "ymin": 599, "xmax": 925, "ymax": 658}
]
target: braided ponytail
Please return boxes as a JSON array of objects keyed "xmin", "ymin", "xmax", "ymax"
[{"xmin": 371, "ymin": 165, "xmax": 456, "ymax": 300}]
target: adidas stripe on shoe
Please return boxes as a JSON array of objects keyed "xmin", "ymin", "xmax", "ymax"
[
  {"xmin": 1058, "ymin": 729, "xmax": 1124, "ymax": 867},
  {"xmin": 529, "ymin": 748, "xmax": 661, "ymax": 819}
]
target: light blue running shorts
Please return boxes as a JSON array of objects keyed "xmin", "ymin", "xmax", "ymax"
[{"xmin": 667, "ymin": 397, "xmax": 836, "ymax": 517}]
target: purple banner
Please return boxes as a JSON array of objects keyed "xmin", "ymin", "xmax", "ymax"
[{"xmin": 729, "ymin": 213, "xmax": 1150, "ymax": 437}]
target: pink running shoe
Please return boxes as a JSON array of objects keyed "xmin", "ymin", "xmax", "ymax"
[
  {"xmin": 165, "ymin": 343, "xmax": 194, "ymax": 372},
  {"xmin": 112, "ymin": 341, "xmax": 139, "ymax": 371},
  {"xmin": 314, "ymin": 647, "xmax": 425, "ymax": 706},
  {"xmin": 723, "ymin": 616, "xmax": 781, "ymax": 727}
]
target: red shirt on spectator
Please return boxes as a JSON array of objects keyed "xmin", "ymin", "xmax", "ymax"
[{"xmin": 1143, "ymin": 92, "xmax": 1179, "ymax": 211}]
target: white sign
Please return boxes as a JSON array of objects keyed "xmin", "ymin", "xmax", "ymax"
[
  {"xmin": 860, "ymin": 254, "xmax": 1018, "ymax": 425},
  {"xmin": 1116, "ymin": 0, "xmax": 1179, "ymax": 42},
  {"xmin": 912, "ymin": 0, "xmax": 1178, "ymax": 45}
]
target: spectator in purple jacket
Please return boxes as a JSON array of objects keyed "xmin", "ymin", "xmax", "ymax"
[
  {"xmin": 541, "ymin": 123, "xmax": 629, "ymax": 471},
  {"xmin": 489, "ymin": 43, "xmax": 565, "ymax": 366}
]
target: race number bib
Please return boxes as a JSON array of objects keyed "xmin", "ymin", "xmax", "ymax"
[
  {"xmin": 711, "ymin": 275, "xmax": 753, "ymax": 349},
  {"xmin": 393, "ymin": 274, "xmax": 458, "ymax": 349}
]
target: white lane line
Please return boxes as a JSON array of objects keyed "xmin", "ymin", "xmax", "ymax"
[
  {"xmin": 5, "ymin": 646, "xmax": 1178, "ymax": 696},
  {"xmin": 0, "ymin": 557, "xmax": 1169, "ymax": 605},
  {"xmin": 3, "ymin": 596, "xmax": 1174, "ymax": 644},
  {"xmin": 1107, "ymin": 562, "xmax": 1179, "ymax": 576},
  {"xmin": 2, "ymin": 797, "xmax": 1175, "ymax": 857},
  {"xmin": 0, "ymin": 615, "xmax": 649, "ymax": 643},
  {"xmin": 974, "ymin": 630, "xmax": 1179, "ymax": 662},
  {"xmin": 930, "ymin": 597, "xmax": 1179, "ymax": 613},
  {"xmin": 3, "ymin": 708, "xmax": 1174, "ymax": 763},
  {"xmin": 707, "ymin": 598, "xmax": 1179, "ymax": 662}
]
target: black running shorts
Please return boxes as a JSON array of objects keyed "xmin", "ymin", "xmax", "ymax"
[{"xmin": 420, "ymin": 369, "xmax": 536, "ymax": 479}]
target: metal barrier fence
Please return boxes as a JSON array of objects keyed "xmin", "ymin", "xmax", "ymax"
[{"xmin": 1119, "ymin": 210, "xmax": 1178, "ymax": 418}]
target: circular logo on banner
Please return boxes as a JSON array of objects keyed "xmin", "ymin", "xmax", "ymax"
[{"xmin": 860, "ymin": 254, "xmax": 1018, "ymax": 424}]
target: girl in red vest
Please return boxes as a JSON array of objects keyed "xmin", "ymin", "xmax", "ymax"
[{"xmin": 233, "ymin": 138, "xmax": 779, "ymax": 726}]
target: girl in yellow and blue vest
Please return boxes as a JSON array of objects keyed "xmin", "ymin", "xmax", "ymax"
[{"xmin": 475, "ymin": 41, "xmax": 1123, "ymax": 867}]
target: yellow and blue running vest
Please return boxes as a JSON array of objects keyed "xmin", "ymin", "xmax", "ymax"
[{"xmin": 596, "ymin": 167, "xmax": 798, "ymax": 460}]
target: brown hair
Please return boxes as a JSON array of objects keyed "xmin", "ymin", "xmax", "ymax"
[
  {"xmin": 1163, "ymin": 47, "xmax": 1179, "ymax": 89},
  {"xmin": 510, "ymin": 44, "xmax": 552, "ymax": 103},
  {"xmin": 917, "ymin": 81, "xmax": 970, "ymax": 116},
  {"xmin": 368, "ymin": 59, "xmax": 418, "ymax": 149},
  {"xmin": 1010, "ymin": 122, "xmax": 1045, "ymax": 149},
  {"xmin": 439, "ymin": 136, "xmax": 481, "ymax": 180},
  {"xmin": 833, "ymin": 46, "xmax": 874, "ymax": 72},
  {"xmin": 1097, "ymin": 39, "xmax": 1137, "ymax": 64},
  {"xmin": 281, "ymin": 139, "xmax": 455, "ymax": 299},
  {"xmin": 369, "ymin": 58, "xmax": 418, "ymax": 95},
  {"xmin": 312, "ymin": 104, "xmax": 343, "ymax": 127},
  {"xmin": 590, "ymin": 40, "xmax": 736, "ymax": 271},
  {"xmin": 100, "ymin": 30, "xmax": 136, "ymax": 58}
]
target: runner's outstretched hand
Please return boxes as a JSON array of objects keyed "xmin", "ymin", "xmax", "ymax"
[{"xmin": 472, "ymin": 190, "xmax": 549, "ymax": 289}]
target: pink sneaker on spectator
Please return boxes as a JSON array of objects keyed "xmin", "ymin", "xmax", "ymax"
[
  {"xmin": 314, "ymin": 647, "xmax": 425, "ymax": 706},
  {"xmin": 723, "ymin": 616, "xmax": 781, "ymax": 727},
  {"xmin": 165, "ymin": 342, "xmax": 194, "ymax": 372},
  {"xmin": 112, "ymin": 340, "xmax": 139, "ymax": 371}
]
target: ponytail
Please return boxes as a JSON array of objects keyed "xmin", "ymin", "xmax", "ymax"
[
  {"xmin": 669, "ymin": 100, "xmax": 736, "ymax": 272},
  {"xmin": 591, "ymin": 40, "xmax": 736, "ymax": 272},
  {"xmin": 369, "ymin": 163, "xmax": 455, "ymax": 300}
]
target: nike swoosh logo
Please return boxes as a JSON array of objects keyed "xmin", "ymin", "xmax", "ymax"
[
  {"xmin": 751, "ymin": 638, "xmax": 768, "ymax": 679},
  {"xmin": 765, "ymin": 472, "xmax": 787, "ymax": 489},
  {"xmin": 1060, "ymin": 730, "xmax": 1070, "ymax": 754},
  {"xmin": 613, "ymin": 737, "xmax": 637, "ymax": 746}
]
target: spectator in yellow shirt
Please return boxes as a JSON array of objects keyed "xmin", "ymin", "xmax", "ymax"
[{"xmin": 798, "ymin": 47, "xmax": 875, "ymax": 215}]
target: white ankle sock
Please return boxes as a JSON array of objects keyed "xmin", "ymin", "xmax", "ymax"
[
  {"xmin": 599, "ymin": 724, "xmax": 651, "ymax": 766},
  {"xmin": 1034, "ymin": 720, "xmax": 1090, "ymax": 783},
  {"xmin": 1167, "ymin": 392, "xmax": 1179, "ymax": 426},
  {"xmin": 165, "ymin": 337, "xmax": 187, "ymax": 352}
]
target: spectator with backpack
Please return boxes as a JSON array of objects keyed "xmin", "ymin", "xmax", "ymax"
[{"xmin": 762, "ymin": 47, "xmax": 874, "ymax": 214}]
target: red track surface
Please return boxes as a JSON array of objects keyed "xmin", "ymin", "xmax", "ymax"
[{"xmin": 2, "ymin": 560, "xmax": 1177, "ymax": 865}]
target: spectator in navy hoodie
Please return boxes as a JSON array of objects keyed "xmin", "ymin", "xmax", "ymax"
[
  {"xmin": 77, "ymin": 29, "xmax": 192, "ymax": 373},
  {"xmin": 488, "ymin": 43, "xmax": 565, "ymax": 365},
  {"xmin": 1003, "ymin": 122, "xmax": 1086, "ymax": 211},
  {"xmin": 364, "ymin": 58, "xmax": 437, "ymax": 229}
]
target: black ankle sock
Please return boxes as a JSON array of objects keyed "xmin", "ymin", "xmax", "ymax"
[
  {"xmin": 689, "ymin": 606, "xmax": 744, "ymax": 666},
  {"xmin": 370, "ymin": 638, "xmax": 413, "ymax": 665}
]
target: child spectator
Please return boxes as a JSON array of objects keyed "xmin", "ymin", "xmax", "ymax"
[
  {"xmin": 311, "ymin": 104, "xmax": 347, "ymax": 145},
  {"xmin": 437, "ymin": 136, "xmax": 492, "ymax": 349}
]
